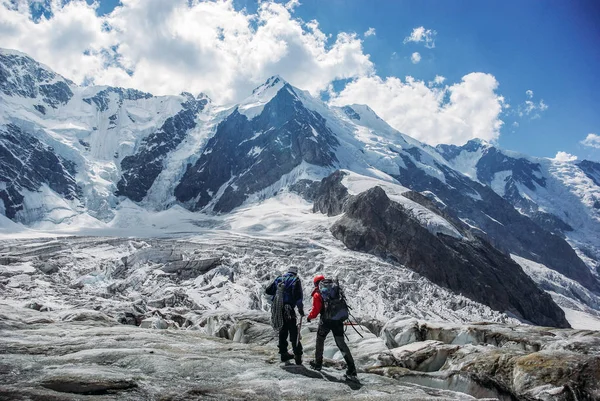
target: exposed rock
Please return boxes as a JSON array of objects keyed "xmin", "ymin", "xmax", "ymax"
[
  {"xmin": 0, "ymin": 50, "xmax": 74, "ymax": 107},
  {"xmin": 318, "ymin": 179, "xmax": 569, "ymax": 327},
  {"xmin": 116, "ymin": 96, "xmax": 209, "ymax": 202},
  {"xmin": 175, "ymin": 81, "xmax": 339, "ymax": 212},
  {"xmin": 289, "ymin": 179, "xmax": 321, "ymax": 201},
  {"xmin": 82, "ymin": 87, "xmax": 152, "ymax": 112},
  {"xmin": 313, "ymin": 170, "xmax": 352, "ymax": 216},
  {"xmin": 577, "ymin": 160, "xmax": 600, "ymax": 187},
  {"xmin": 388, "ymin": 155, "xmax": 600, "ymax": 294},
  {"xmin": 0, "ymin": 124, "xmax": 80, "ymax": 221}
]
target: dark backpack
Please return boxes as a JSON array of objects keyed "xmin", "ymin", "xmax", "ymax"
[
  {"xmin": 278, "ymin": 273, "xmax": 298, "ymax": 305},
  {"xmin": 318, "ymin": 278, "xmax": 349, "ymax": 322}
]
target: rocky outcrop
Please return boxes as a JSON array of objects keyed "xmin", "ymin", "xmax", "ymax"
[
  {"xmin": 175, "ymin": 83, "xmax": 338, "ymax": 212},
  {"xmin": 0, "ymin": 124, "xmax": 80, "ymax": 220},
  {"xmin": 578, "ymin": 159, "xmax": 600, "ymax": 187},
  {"xmin": 116, "ymin": 95, "xmax": 209, "ymax": 201},
  {"xmin": 82, "ymin": 87, "xmax": 152, "ymax": 112},
  {"xmin": 392, "ymin": 156, "xmax": 600, "ymax": 294},
  {"xmin": 312, "ymin": 170, "xmax": 352, "ymax": 216},
  {"xmin": 380, "ymin": 318, "xmax": 600, "ymax": 400},
  {"xmin": 315, "ymin": 172, "xmax": 569, "ymax": 328},
  {"xmin": 0, "ymin": 50, "xmax": 74, "ymax": 107}
]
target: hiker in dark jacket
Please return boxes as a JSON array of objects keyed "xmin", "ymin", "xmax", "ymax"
[
  {"xmin": 307, "ymin": 274, "xmax": 357, "ymax": 380},
  {"xmin": 265, "ymin": 266, "xmax": 304, "ymax": 364}
]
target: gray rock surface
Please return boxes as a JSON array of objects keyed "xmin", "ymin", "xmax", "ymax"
[
  {"xmin": 314, "ymin": 172, "xmax": 569, "ymax": 328},
  {"xmin": 175, "ymin": 79, "xmax": 338, "ymax": 212},
  {"xmin": 0, "ymin": 124, "xmax": 80, "ymax": 220}
]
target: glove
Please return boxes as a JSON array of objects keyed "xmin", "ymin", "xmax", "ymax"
[
  {"xmin": 299, "ymin": 308, "xmax": 305, "ymax": 317},
  {"xmin": 306, "ymin": 317, "xmax": 311, "ymax": 323}
]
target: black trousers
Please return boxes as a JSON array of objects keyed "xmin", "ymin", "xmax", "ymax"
[
  {"xmin": 278, "ymin": 313, "xmax": 303, "ymax": 356},
  {"xmin": 315, "ymin": 320, "xmax": 356, "ymax": 375}
]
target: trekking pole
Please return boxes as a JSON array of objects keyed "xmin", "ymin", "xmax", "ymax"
[
  {"xmin": 345, "ymin": 321, "xmax": 364, "ymax": 338},
  {"xmin": 347, "ymin": 312, "xmax": 365, "ymax": 338}
]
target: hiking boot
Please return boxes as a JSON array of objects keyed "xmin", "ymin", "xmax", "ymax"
[
  {"xmin": 309, "ymin": 360, "xmax": 321, "ymax": 371},
  {"xmin": 280, "ymin": 353, "xmax": 294, "ymax": 363},
  {"xmin": 294, "ymin": 354, "xmax": 302, "ymax": 365},
  {"xmin": 344, "ymin": 373, "xmax": 359, "ymax": 383}
]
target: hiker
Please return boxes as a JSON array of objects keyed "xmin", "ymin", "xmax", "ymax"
[
  {"xmin": 265, "ymin": 266, "xmax": 304, "ymax": 364},
  {"xmin": 307, "ymin": 274, "xmax": 358, "ymax": 381}
]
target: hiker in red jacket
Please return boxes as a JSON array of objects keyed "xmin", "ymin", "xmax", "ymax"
[{"xmin": 307, "ymin": 274, "xmax": 357, "ymax": 381}]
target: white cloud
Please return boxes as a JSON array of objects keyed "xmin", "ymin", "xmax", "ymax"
[
  {"xmin": 403, "ymin": 26, "xmax": 437, "ymax": 48},
  {"xmin": 364, "ymin": 27, "xmax": 376, "ymax": 37},
  {"xmin": 330, "ymin": 72, "xmax": 506, "ymax": 145},
  {"xmin": 554, "ymin": 151, "xmax": 578, "ymax": 162},
  {"xmin": 411, "ymin": 52, "xmax": 421, "ymax": 64},
  {"xmin": 285, "ymin": 0, "xmax": 301, "ymax": 11},
  {"xmin": 512, "ymin": 121, "xmax": 519, "ymax": 128},
  {"xmin": 0, "ymin": 0, "xmax": 374, "ymax": 103},
  {"xmin": 517, "ymin": 91, "xmax": 548, "ymax": 119},
  {"xmin": 428, "ymin": 75, "xmax": 445, "ymax": 87},
  {"xmin": 581, "ymin": 133, "xmax": 600, "ymax": 149}
]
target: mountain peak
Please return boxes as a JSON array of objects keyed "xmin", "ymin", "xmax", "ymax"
[
  {"xmin": 239, "ymin": 75, "xmax": 295, "ymax": 119},
  {"xmin": 251, "ymin": 75, "xmax": 288, "ymax": 96}
]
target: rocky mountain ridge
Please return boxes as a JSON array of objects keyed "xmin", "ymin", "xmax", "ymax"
[{"xmin": 1, "ymin": 48, "xmax": 600, "ymax": 329}]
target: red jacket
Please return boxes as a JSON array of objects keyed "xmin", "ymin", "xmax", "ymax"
[{"xmin": 307, "ymin": 287, "xmax": 323, "ymax": 320}]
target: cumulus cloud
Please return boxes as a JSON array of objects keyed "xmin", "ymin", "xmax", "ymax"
[
  {"xmin": 554, "ymin": 151, "xmax": 578, "ymax": 162},
  {"xmin": 330, "ymin": 73, "xmax": 506, "ymax": 145},
  {"xmin": 0, "ymin": 0, "xmax": 374, "ymax": 103},
  {"xmin": 403, "ymin": 26, "xmax": 437, "ymax": 48},
  {"xmin": 364, "ymin": 27, "xmax": 376, "ymax": 37},
  {"xmin": 411, "ymin": 52, "xmax": 421, "ymax": 64},
  {"xmin": 525, "ymin": 89, "xmax": 533, "ymax": 98},
  {"xmin": 581, "ymin": 133, "xmax": 600, "ymax": 149},
  {"xmin": 1, "ymin": 1, "xmax": 519, "ymax": 146},
  {"xmin": 428, "ymin": 75, "xmax": 445, "ymax": 87}
]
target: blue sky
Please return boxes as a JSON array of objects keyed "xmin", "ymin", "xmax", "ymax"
[
  {"xmin": 285, "ymin": 0, "xmax": 600, "ymax": 161},
  {"xmin": 9, "ymin": 0, "xmax": 600, "ymax": 161}
]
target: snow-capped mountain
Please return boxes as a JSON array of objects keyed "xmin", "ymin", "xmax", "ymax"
[
  {"xmin": 2, "ymin": 48, "xmax": 600, "ymax": 329},
  {"xmin": 437, "ymin": 140, "xmax": 600, "ymax": 276}
]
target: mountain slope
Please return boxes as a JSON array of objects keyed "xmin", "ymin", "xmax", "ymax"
[
  {"xmin": 438, "ymin": 140, "xmax": 600, "ymax": 276},
  {"xmin": 314, "ymin": 170, "xmax": 569, "ymax": 327},
  {"xmin": 2, "ymin": 48, "xmax": 600, "ymax": 328}
]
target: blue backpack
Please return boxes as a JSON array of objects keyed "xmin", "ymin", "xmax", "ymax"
[
  {"xmin": 277, "ymin": 273, "xmax": 298, "ymax": 304},
  {"xmin": 318, "ymin": 279, "xmax": 349, "ymax": 321}
]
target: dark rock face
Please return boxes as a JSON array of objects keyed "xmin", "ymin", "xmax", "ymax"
[
  {"xmin": 392, "ymin": 156, "xmax": 600, "ymax": 294},
  {"xmin": 313, "ymin": 170, "xmax": 352, "ymax": 216},
  {"xmin": 116, "ymin": 97, "xmax": 208, "ymax": 202},
  {"xmin": 0, "ymin": 51, "xmax": 73, "ymax": 107},
  {"xmin": 578, "ymin": 160, "xmax": 600, "ymax": 187},
  {"xmin": 529, "ymin": 211, "xmax": 573, "ymax": 236},
  {"xmin": 82, "ymin": 87, "xmax": 153, "ymax": 112},
  {"xmin": 317, "ymin": 180, "xmax": 569, "ymax": 328},
  {"xmin": 289, "ymin": 179, "xmax": 321, "ymax": 202},
  {"xmin": 438, "ymin": 141, "xmax": 551, "ymax": 215},
  {"xmin": 0, "ymin": 124, "xmax": 80, "ymax": 219},
  {"xmin": 342, "ymin": 106, "xmax": 361, "ymax": 120},
  {"xmin": 175, "ymin": 84, "xmax": 339, "ymax": 212}
]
